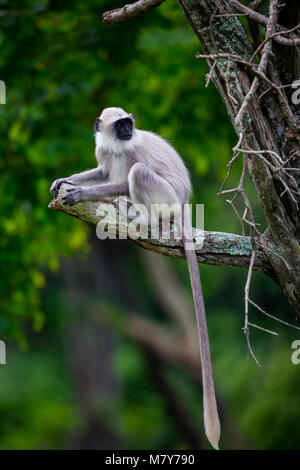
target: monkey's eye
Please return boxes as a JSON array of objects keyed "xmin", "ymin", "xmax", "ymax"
[{"xmin": 94, "ymin": 118, "xmax": 101, "ymax": 132}]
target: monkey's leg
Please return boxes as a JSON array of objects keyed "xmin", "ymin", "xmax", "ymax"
[
  {"xmin": 50, "ymin": 167, "xmax": 106, "ymax": 198},
  {"xmin": 128, "ymin": 162, "xmax": 181, "ymax": 229},
  {"xmin": 62, "ymin": 181, "xmax": 129, "ymax": 206}
]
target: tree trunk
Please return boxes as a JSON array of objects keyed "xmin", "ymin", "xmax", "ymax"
[{"xmin": 177, "ymin": 0, "xmax": 300, "ymax": 316}]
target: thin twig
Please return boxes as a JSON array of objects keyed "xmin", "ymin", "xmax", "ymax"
[
  {"xmin": 250, "ymin": 23, "xmax": 300, "ymax": 62},
  {"xmin": 248, "ymin": 322, "xmax": 279, "ymax": 336},
  {"xmin": 209, "ymin": 1, "xmax": 221, "ymax": 53},
  {"xmin": 243, "ymin": 246, "xmax": 260, "ymax": 365},
  {"xmin": 234, "ymin": 147, "xmax": 283, "ymax": 165},
  {"xmin": 235, "ymin": 0, "xmax": 278, "ymax": 129},
  {"xmin": 205, "ymin": 60, "xmax": 217, "ymax": 87},
  {"xmin": 249, "ymin": 299, "xmax": 300, "ymax": 331},
  {"xmin": 196, "ymin": 53, "xmax": 280, "ymax": 91},
  {"xmin": 225, "ymin": 60, "xmax": 239, "ymax": 107},
  {"xmin": 255, "ymin": 240, "xmax": 291, "ymax": 271},
  {"xmin": 217, "ymin": 132, "xmax": 243, "ymax": 199},
  {"xmin": 226, "ymin": 198, "xmax": 245, "ymax": 235}
]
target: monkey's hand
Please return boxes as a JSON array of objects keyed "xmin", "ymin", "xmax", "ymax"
[
  {"xmin": 62, "ymin": 187, "xmax": 84, "ymax": 206},
  {"xmin": 50, "ymin": 178, "xmax": 75, "ymax": 198}
]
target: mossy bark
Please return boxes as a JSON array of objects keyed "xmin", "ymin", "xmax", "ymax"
[{"xmin": 49, "ymin": 183, "xmax": 276, "ymax": 277}]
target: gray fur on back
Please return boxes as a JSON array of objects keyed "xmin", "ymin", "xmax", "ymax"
[{"xmin": 129, "ymin": 130, "xmax": 191, "ymax": 205}]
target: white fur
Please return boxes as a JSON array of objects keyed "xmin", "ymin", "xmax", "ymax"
[{"xmin": 95, "ymin": 128, "xmax": 142, "ymax": 157}]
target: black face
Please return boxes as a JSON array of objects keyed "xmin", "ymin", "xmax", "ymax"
[
  {"xmin": 94, "ymin": 117, "xmax": 101, "ymax": 132},
  {"xmin": 114, "ymin": 118, "xmax": 133, "ymax": 140}
]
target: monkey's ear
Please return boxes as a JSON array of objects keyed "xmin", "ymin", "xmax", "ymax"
[{"xmin": 94, "ymin": 118, "xmax": 102, "ymax": 132}]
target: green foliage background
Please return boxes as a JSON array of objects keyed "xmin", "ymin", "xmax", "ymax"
[{"xmin": 0, "ymin": 0, "xmax": 299, "ymax": 450}]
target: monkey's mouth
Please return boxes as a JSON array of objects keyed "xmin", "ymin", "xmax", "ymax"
[{"xmin": 120, "ymin": 135, "xmax": 132, "ymax": 140}]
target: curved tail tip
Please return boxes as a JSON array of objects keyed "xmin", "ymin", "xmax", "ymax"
[
  {"xmin": 205, "ymin": 421, "xmax": 221, "ymax": 450},
  {"xmin": 207, "ymin": 436, "xmax": 220, "ymax": 450}
]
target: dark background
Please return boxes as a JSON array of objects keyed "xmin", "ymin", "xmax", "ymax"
[{"xmin": 0, "ymin": 0, "xmax": 299, "ymax": 450}]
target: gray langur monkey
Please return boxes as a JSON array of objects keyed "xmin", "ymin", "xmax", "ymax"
[{"xmin": 50, "ymin": 107, "xmax": 221, "ymax": 449}]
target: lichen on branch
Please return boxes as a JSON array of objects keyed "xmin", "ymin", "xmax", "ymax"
[{"xmin": 48, "ymin": 183, "xmax": 275, "ymax": 277}]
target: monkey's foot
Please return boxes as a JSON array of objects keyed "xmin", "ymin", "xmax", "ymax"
[{"xmin": 62, "ymin": 187, "xmax": 84, "ymax": 206}]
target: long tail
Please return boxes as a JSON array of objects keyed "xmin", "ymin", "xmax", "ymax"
[{"xmin": 182, "ymin": 204, "xmax": 221, "ymax": 450}]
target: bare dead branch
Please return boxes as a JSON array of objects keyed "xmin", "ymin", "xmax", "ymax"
[
  {"xmin": 243, "ymin": 249, "xmax": 260, "ymax": 365},
  {"xmin": 249, "ymin": 299, "xmax": 300, "ymax": 331},
  {"xmin": 235, "ymin": 0, "xmax": 279, "ymax": 129},
  {"xmin": 230, "ymin": 0, "xmax": 300, "ymax": 45},
  {"xmin": 250, "ymin": 23, "xmax": 300, "ymax": 62},
  {"xmin": 248, "ymin": 322, "xmax": 279, "ymax": 336},
  {"xmin": 102, "ymin": 0, "xmax": 166, "ymax": 24},
  {"xmin": 196, "ymin": 53, "xmax": 280, "ymax": 91}
]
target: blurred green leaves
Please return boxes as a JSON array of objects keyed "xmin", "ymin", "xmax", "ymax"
[
  {"xmin": 0, "ymin": 0, "xmax": 235, "ymax": 341},
  {"xmin": 0, "ymin": 0, "xmax": 299, "ymax": 451}
]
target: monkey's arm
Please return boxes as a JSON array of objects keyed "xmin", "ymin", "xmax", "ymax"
[
  {"xmin": 62, "ymin": 181, "xmax": 129, "ymax": 206},
  {"xmin": 50, "ymin": 167, "xmax": 106, "ymax": 198}
]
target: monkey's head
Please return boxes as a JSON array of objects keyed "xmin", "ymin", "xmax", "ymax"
[{"xmin": 94, "ymin": 107, "xmax": 135, "ymax": 142}]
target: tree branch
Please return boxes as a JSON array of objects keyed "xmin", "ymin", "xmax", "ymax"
[
  {"xmin": 102, "ymin": 0, "xmax": 166, "ymax": 24},
  {"xmin": 48, "ymin": 183, "xmax": 275, "ymax": 277},
  {"xmin": 230, "ymin": 0, "xmax": 300, "ymax": 45}
]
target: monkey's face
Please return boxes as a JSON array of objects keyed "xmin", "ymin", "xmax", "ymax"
[
  {"xmin": 114, "ymin": 118, "xmax": 133, "ymax": 141},
  {"xmin": 94, "ymin": 117, "xmax": 101, "ymax": 132}
]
